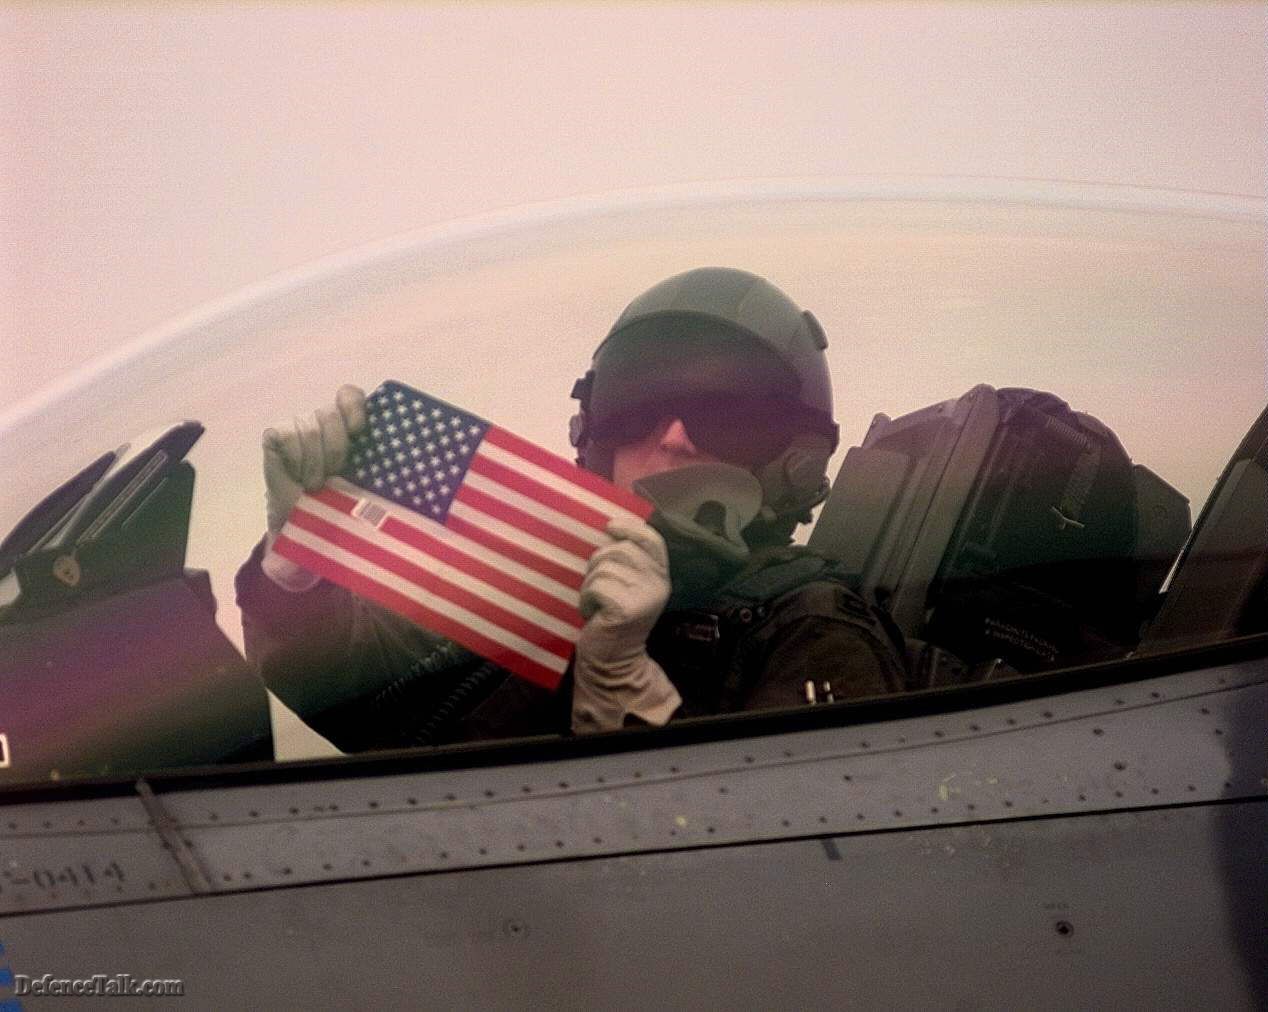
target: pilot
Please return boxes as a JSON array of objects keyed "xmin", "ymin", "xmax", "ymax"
[{"xmin": 235, "ymin": 267, "xmax": 908, "ymax": 750}]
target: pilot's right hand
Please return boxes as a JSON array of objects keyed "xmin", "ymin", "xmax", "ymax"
[{"xmin": 261, "ymin": 384, "xmax": 368, "ymax": 591}]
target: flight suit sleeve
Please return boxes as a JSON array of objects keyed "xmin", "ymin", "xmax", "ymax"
[
  {"xmin": 235, "ymin": 537, "xmax": 570, "ymax": 750},
  {"xmin": 736, "ymin": 580, "xmax": 908, "ymax": 712}
]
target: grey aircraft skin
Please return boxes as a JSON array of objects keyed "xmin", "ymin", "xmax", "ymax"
[{"xmin": 0, "ymin": 401, "xmax": 1264, "ymax": 1008}]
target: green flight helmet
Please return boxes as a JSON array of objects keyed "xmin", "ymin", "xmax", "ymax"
[{"xmin": 569, "ymin": 267, "xmax": 840, "ymax": 544}]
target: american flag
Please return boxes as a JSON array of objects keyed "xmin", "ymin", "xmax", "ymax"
[{"xmin": 271, "ymin": 380, "xmax": 652, "ymax": 690}]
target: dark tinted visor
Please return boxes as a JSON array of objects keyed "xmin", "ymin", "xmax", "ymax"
[{"xmin": 591, "ymin": 396, "xmax": 823, "ymax": 466}]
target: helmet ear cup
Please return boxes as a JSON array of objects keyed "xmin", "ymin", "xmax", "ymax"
[{"xmin": 569, "ymin": 369, "xmax": 615, "ymax": 476}]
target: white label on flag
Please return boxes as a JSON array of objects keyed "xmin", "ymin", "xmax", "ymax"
[{"xmin": 352, "ymin": 498, "xmax": 389, "ymax": 529}]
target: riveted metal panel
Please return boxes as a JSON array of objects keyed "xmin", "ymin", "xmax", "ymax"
[
  {"xmin": 0, "ymin": 656, "xmax": 1263, "ymax": 915},
  {"xmin": 0, "ymin": 795, "xmax": 189, "ymax": 912},
  {"xmin": 0, "ymin": 804, "xmax": 1263, "ymax": 1008}
]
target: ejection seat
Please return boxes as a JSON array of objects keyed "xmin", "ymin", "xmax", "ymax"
[
  {"xmin": 808, "ymin": 385, "xmax": 1192, "ymax": 687},
  {"xmin": 0, "ymin": 423, "xmax": 274, "ymax": 783}
]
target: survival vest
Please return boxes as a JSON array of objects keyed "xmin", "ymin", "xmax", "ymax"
[{"xmin": 647, "ymin": 544, "xmax": 911, "ymax": 716}]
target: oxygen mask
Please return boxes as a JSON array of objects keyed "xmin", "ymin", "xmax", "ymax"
[{"xmin": 632, "ymin": 463, "xmax": 764, "ymax": 606}]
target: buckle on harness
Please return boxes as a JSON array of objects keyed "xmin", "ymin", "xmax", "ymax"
[{"xmin": 674, "ymin": 614, "xmax": 722, "ymax": 644}]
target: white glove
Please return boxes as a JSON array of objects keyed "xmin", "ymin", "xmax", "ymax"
[
  {"xmin": 260, "ymin": 384, "xmax": 368, "ymax": 592},
  {"xmin": 571, "ymin": 519, "xmax": 682, "ymax": 733}
]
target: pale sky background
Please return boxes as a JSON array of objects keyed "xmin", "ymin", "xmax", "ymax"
[
  {"xmin": 1, "ymin": 3, "xmax": 1265, "ymax": 759},
  {"xmin": 3, "ymin": 3, "xmax": 1265, "ymax": 405}
]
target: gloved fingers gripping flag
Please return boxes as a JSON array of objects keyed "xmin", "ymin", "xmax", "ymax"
[{"xmin": 271, "ymin": 380, "xmax": 653, "ymax": 690}]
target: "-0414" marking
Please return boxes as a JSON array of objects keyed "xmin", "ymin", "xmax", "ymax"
[{"xmin": 1, "ymin": 861, "xmax": 128, "ymax": 894}]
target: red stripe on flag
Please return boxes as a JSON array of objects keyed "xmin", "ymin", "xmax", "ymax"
[
  {"xmin": 313, "ymin": 484, "xmax": 361, "ymax": 513},
  {"xmin": 468, "ymin": 453, "xmax": 610, "ymax": 532},
  {"xmin": 445, "ymin": 514, "xmax": 585, "ymax": 592},
  {"xmin": 273, "ymin": 534, "xmax": 564, "ymax": 690},
  {"xmin": 482, "ymin": 426, "xmax": 653, "ymax": 520},
  {"xmin": 456, "ymin": 485, "xmax": 596, "ymax": 560},
  {"xmin": 287, "ymin": 510, "xmax": 575, "ymax": 661}
]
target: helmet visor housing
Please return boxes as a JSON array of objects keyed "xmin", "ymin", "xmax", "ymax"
[{"xmin": 586, "ymin": 313, "xmax": 837, "ymax": 466}]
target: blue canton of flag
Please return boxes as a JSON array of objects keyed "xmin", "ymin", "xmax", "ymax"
[{"xmin": 347, "ymin": 382, "xmax": 489, "ymax": 521}]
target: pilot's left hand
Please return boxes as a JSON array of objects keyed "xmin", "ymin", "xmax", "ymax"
[{"xmin": 572, "ymin": 519, "xmax": 682, "ymax": 733}]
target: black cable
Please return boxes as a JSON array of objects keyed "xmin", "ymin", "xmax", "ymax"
[{"xmin": 403, "ymin": 660, "xmax": 503, "ymax": 748}]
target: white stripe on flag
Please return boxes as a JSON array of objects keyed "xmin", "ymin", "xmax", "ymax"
[
  {"xmin": 478, "ymin": 441, "xmax": 647, "ymax": 527},
  {"xmin": 463, "ymin": 469, "xmax": 608, "ymax": 547},
  {"xmin": 449, "ymin": 500, "xmax": 591, "ymax": 570},
  {"xmin": 281, "ymin": 522, "xmax": 571, "ymax": 672}
]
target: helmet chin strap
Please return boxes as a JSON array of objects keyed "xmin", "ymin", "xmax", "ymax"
[{"xmin": 569, "ymin": 422, "xmax": 614, "ymax": 478}]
